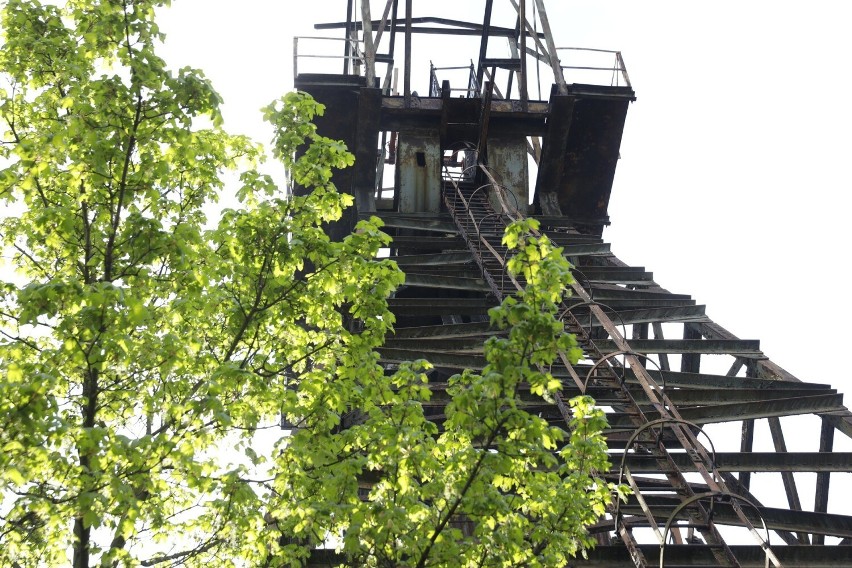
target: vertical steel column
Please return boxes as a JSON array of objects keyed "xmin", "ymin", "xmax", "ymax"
[
  {"xmin": 344, "ymin": 0, "xmax": 355, "ymax": 74},
  {"xmin": 739, "ymin": 419, "xmax": 755, "ymax": 489},
  {"xmin": 360, "ymin": 0, "xmax": 376, "ymax": 86},
  {"xmin": 404, "ymin": 0, "xmax": 412, "ymax": 107},
  {"xmin": 476, "ymin": 0, "xmax": 494, "ymax": 94},
  {"xmin": 382, "ymin": 0, "xmax": 399, "ymax": 93},
  {"xmin": 518, "ymin": 0, "xmax": 528, "ymax": 104},
  {"xmin": 813, "ymin": 418, "xmax": 836, "ymax": 545},
  {"xmin": 533, "ymin": 0, "xmax": 569, "ymax": 95},
  {"xmin": 680, "ymin": 323, "xmax": 701, "ymax": 374},
  {"xmin": 768, "ymin": 417, "xmax": 808, "ymax": 543}
]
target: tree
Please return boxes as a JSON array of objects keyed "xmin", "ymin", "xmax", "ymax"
[
  {"xmin": 274, "ymin": 217, "xmax": 620, "ymax": 567},
  {"xmin": 0, "ymin": 1, "xmax": 618, "ymax": 566}
]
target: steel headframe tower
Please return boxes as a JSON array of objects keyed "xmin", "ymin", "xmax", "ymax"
[{"xmin": 292, "ymin": 1, "xmax": 852, "ymax": 565}]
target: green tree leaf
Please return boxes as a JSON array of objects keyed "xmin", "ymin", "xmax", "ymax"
[{"xmin": 0, "ymin": 2, "xmax": 619, "ymax": 567}]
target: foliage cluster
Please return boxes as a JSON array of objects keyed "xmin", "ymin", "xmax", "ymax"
[{"xmin": 0, "ymin": 1, "xmax": 618, "ymax": 566}]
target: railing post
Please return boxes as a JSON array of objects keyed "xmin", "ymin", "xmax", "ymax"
[
  {"xmin": 616, "ymin": 51, "xmax": 631, "ymax": 87},
  {"xmin": 468, "ymin": 61, "xmax": 479, "ymax": 97},
  {"xmin": 293, "ymin": 37, "xmax": 298, "ymax": 79},
  {"xmin": 360, "ymin": 0, "xmax": 376, "ymax": 86},
  {"xmin": 404, "ymin": 0, "xmax": 412, "ymax": 107},
  {"xmin": 533, "ymin": 0, "xmax": 569, "ymax": 95}
]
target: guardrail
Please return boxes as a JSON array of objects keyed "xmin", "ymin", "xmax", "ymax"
[
  {"xmin": 429, "ymin": 61, "xmax": 480, "ymax": 98},
  {"xmin": 293, "ymin": 36, "xmax": 363, "ymax": 78},
  {"xmin": 293, "ymin": 38, "xmax": 629, "ymax": 95},
  {"xmin": 556, "ymin": 47, "xmax": 631, "ymax": 88}
]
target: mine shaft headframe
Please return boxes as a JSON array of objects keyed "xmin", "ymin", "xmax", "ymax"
[{"xmin": 310, "ymin": 0, "xmax": 630, "ymax": 102}]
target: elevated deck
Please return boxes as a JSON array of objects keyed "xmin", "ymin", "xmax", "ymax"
[{"xmin": 295, "ymin": 72, "xmax": 634, "ymax": 233}]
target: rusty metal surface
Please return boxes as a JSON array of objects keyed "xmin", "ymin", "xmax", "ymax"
[
  {"xmin": 396, "ymin": 129, "xmax": 442, "ymax": 213},
  {"xmin": 593, "ymin": 338, "xmax": 762, "ymax": 355},
  {"xmin": 306, "ymin": 545, "xmax": 852, "ymax": 568},
  {"xmin": 618, "ymin": 452, "xmax": 852, "ymax": 473},
  {"xmin": 485, "ymin": 133, "xmax": 530, "ymax": 214},
  {"xmin": 376, "ymin": 191, "xmax": 852, "ymax": 557},
  {"xmin": 298, "ymin": 4, "xmax": 852, "ymax": 562}
]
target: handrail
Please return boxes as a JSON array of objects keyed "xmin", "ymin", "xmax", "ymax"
[
  {"xmin": 556, "ymin": 47, "xmax": 631, "ymax": 88},
  {"xmin": 556, "ymin": 46, "xmax": 622, "ymax": 54},
  {"xmin": 430, "ymin": 61, "xmax": 479, "ymax": 97},
  {"xmin": 293, "ymin": 36, "xmax": 363, "ymax": 78}
]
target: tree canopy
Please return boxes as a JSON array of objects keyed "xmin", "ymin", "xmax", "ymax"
[{"xmin": 0, "ymin": 1, "xmax": 618, "ymax": 566}]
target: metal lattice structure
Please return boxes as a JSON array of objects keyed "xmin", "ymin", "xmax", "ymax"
[{"xmin": 293, "ymin": 2, "xmax": 852, "ymax": 565}]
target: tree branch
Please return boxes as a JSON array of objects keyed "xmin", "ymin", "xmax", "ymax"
[
  {"xmin": 413, "ymin": 418, "xmax": 507, "ymax": 568},
  {"xmin": 139, "ymin": 538, "xmax": 223, "ymax": 567}
]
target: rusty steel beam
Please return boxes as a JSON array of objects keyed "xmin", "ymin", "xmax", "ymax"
[
  {"xmin": 388, "ymin": 298, "xmax": 492, "ymax": 317},
  {"xmin": 604, "ymin": 393, "xmax": 846, "ymax": 427},
  {"xmin": 315, "ymin": 17, "xmax": 536, "ymax": 38},
  {"xmin": 546, "ymin": 233, "xmax": 605, "ymax": 244},
  {"xmin": 532, "ymin": 0, "xmax": 568, "ymax": 95},
  {"xmin": 617, "ymin": 498, "xmax": 852, "ymax": 538},
  {"xmin": 477, "ymin": 80, "xmax": 494, "ymax": 157},
  {"xmin": 401, "ymin": 273, "xmax": 490, "ymax": 292},
  {"xmin": 675, "ymin": 393, "xmax": 846, "ymax": 424},
  {"xmin": 620, "ymin": 368, "xmax": 830, "ymax": 391},
  {"xmin": 307, "ymin": 545, "xmax": 852, "ymax": 567},
  {"xmin": 727, "ymin": 356, "xmax": 746, "ymax": 377},
  {"xmin": 378, "ymin": 347, "xmax": 485, "ymax": 369},
  {"xmin": 590, "ymin": 285, "xmax": 690, "ymax": 299},
  {"xmin": 565, "ymin": 299, "xmax": 699, "ymax": 311},
  {"xmin": 566, "ymin": 291, "xmax": 694, "ymax": 304},
  {"xmin": 650, "ymin": 321, "xmax": 671, "ymax": 372},
  {"xmin": 371, "ymin": 0, "xmax": 395, "ymax": 51},
  {"xmin": 813, "ymin": 417, "xmax": 836, "ymax": 545},
  {"xmin": 368, "ymin": 212, "xmax": 458, "ymax": 232},
  {"xmin": 654, "ymin": 387, "xmax": 836, "ymax": 406},
  {"xmin": 475, "ymin": 0, "xmax": 494, "ymax": 90},
  {"xmin": 767, "ymin": 417, "xmax": 809, "ymax": 543},
  {"xmin": 381, "ymin": 0, "xmax": 399, "ymax": 93},
  {"xmin": 392, "ymin": 321, "xmax": 494, "ymax": 339},
  {"xmin": 602, "ymin": 544, "xmax": 852, "ymax": 567},
  {"xmin": 384, "ymin": 336, "xmax": 492, "ymax": 352},
  {"xmin": 616, "ymin": 452, "xmax": 852, "ymax": 473},
  {"xmin": 392, "ymin": 252, "xmax": 474, "ymax": 266},
  {"xmin": 359, "ymin": 0, "xmax": 376, "ymax": 86},
  {"xmin": 559, "ymin": 242, "xmax": 612, "ymax": 255},
  {"xmin": 386, "ymin": 235, "xmax": 465, "ymax": 249},
  {"xmin": 680, "ymin": 323, "xmax": 702, "ymax": 374},
  {"xmin": 575, "ymin": 305, "xmax": 708, "ymax": 327},
  {"xmin": 530, "ymin": 214, "xmax": 610, "ymax": 227},
  {"xmin": 403, "ymin": 0, "xmax": 411, "ymax": 105},
  {"xmin": 593, "ymin": 338, "xmax": 761, "ymax": 355},
  {"xmin": 395, "ymin": 265, "xmax": 482, "ymax": 278},
  {"xmin": 740, "ymin": 418, "xmax": 756, "ymax": 490},
  {"xmin": 574, "ymin": 266, "xmax": 653, "ymax": 281},
  {"xmin": 404, "ymin": 272, "xmax": 490, "ymax": 292}
]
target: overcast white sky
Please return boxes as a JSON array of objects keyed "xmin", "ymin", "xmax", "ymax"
[{"xmin": 159, "ymin": 1, "xmax": 852, "ymax": 420}]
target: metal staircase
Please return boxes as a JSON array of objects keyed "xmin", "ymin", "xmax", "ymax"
[
  {"xmin": 371, "ymin": 170, "xmax": 852, "ymax": 565},
  {"xmin": 438, "ymin": 160, "xmax": 782, "ymax": 567}
]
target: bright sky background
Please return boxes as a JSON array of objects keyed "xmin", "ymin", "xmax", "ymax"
[{"xmin": 158, "ymin": 0, "xmax": 852, "ymax": 458}]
